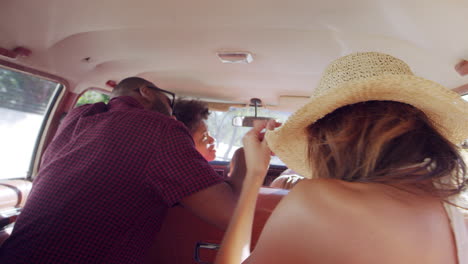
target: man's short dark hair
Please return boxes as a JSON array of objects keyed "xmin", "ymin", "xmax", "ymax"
[
  {"xmin": 111, "ymin": 77, "xmax": 153, "ymax": 97},
  {"xmin": 173, "ymin": 99, "xmax": 210, "ymax": 134}
]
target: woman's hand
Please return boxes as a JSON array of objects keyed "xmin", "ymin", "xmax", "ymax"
[{"xmin": 242, "ymin": 120, "xmax": 280, "ymax": 184}]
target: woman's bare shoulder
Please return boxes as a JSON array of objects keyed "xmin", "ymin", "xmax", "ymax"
[
  {"xmin": 246, "ymin": 179, "xmax": 364, "ymax": 263},
  {"xmin": 247, "ymin": 179, "xmax": 455, "ymax": 264},
  {"xmin": 287, "ymin": 178, "xmax": 365, "ymax": 209}
]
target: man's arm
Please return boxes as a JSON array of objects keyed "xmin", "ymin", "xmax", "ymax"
[
  {"xmin": 226, "ymin": 148, "xmax": 247, "ymax": 196},
  {"xmin": 180, "ymin": 148, "xmax": 247, "ymax": 230},
  {"xmin": 179, "ymin": 182, "xmax": 237, "ymax": 230}
]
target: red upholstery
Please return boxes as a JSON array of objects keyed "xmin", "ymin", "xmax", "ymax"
[
  {"xmin": 0, "ymin": 226, "xmax": 13, "ymax": 246},
  {"xmin": 0, "ymin": 180, "xmax": 32, "ymax": 210},
  {"xmin": 0, "ymin": 180, "xmax": 32, "ymax": 247},
  {"xmin": 145, "ymin": 187, "xmax": 288, "ymax": 264}
]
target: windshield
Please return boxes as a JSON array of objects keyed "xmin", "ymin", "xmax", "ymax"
[{"xmin": 207, "ymin": 107, "xmax": 291, "ymax": 165}]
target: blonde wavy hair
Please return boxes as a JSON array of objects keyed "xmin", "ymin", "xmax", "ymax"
[{"xmin": 307, "ymin": 101, "xmax": 467, "ymax": 198}]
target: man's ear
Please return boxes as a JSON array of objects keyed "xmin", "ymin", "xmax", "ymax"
[{"xmin": 139, "ymin": 85, "xmax": 153, "ymax": 100}]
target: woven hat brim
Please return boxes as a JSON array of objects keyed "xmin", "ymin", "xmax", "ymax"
[{"xmin": 265, "ymin": 74, "xmax": 468, "ymax": 179}]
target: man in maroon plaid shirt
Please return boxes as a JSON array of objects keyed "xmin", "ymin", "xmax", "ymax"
[{"xmin": 0, "ymin": 77, "xmax": 245, "ymax": 263}]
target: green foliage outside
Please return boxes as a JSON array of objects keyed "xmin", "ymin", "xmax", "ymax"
[
  {"xmin": 76, "ymin": 90, "xmax": 110, "ymax": 107},
  {"xmin": 0, "ymin": 68, "xmax": 59, "ymax": 114}
]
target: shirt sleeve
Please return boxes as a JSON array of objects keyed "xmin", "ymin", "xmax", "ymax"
[{"xmin": 146, "ymin": 122, "xmax": 224, "ymax": 207}]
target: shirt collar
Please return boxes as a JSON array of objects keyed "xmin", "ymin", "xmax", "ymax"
[{"xmin": 108, "ymin": 96, "xmax": 144, "ymax": 110}]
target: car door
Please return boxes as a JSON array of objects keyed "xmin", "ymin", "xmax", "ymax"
[{"xmin": 0, "ymin": 61, "xmax": 67, "ymax": 245}]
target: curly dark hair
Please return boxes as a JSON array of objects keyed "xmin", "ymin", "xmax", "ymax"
[{"xmin": 173, "ymin": 99, "xmax": 210, "ymax": 134}]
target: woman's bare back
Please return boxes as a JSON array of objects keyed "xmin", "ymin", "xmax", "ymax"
[{"xmin": 245, "ymin": 179, "xmax": 457, "ymax": 264}]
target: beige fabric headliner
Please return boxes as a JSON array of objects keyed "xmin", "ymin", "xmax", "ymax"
[{"xmin": 1, "ymin": 0, "xmax": 468, "ymax": 111}]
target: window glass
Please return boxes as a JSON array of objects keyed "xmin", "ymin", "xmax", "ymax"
[
  {"xmin": 206, "ymin": 107, "xmax": 291, "ymax": 165},
  {"xmin": 462, "ymin": 143, "xmax": 468, "ymax": 202},
  {"xmin": 457, "ymin": 94, "xmax": 467, "ymax": 202},
  {"xmin": 0, "ymin": 67, "xmax": 61, "ymax": 179},
  {"xmin": 76, "ymin": 90, "xmax": 110, "ymax": 107}
]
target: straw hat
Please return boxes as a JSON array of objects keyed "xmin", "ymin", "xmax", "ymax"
[{"xmin": 265, "ymin": 52, "xmax": 468, "ymax": 179}]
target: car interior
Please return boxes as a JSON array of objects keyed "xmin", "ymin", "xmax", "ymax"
[{"xmin": 0, "ymin": 0, "xmax": 467, "ymax": 263}]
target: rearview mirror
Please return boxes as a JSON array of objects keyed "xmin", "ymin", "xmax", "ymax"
[{"xmin": 232, "ymin": 116, "xmax": 273, "ymax": 127}]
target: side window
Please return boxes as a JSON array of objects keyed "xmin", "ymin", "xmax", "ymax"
[
  {"xmin": 0, "ymin": 67, "xmax": 62, "ymax": 179},
  {"xmin": 75, "ymin": 90, "xmax": 110, "ymax": 107},
  {"xmin": 462, "ymin": 94, "xmax": 468, "ymax": 182}
]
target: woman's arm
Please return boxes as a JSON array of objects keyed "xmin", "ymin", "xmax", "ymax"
[{"xmin": 215, "ymin": 120, "xmax": 277, "ymax": 264}]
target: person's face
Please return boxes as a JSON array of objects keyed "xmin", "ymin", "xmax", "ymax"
[{"xmin": 192, "ymin": 122, "xmax": 216, "ymax": 161}]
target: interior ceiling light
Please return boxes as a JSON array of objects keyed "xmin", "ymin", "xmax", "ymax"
[{"xmin": 217, "ymin": 51, "xmax": 253, "ymax": 64}]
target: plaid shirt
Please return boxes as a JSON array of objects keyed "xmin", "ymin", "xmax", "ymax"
[{"xmin": 0, "ymin": 96, "xmax": 223, "ymax": 263}]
